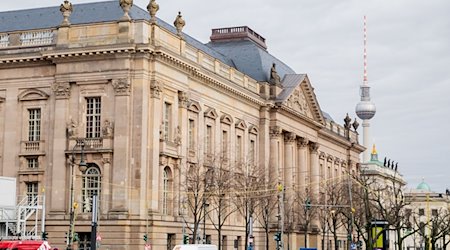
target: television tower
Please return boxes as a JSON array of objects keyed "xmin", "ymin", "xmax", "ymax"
[{"xmin": 355, "ymin": 16, "xmax": 376, "ymax": 163}]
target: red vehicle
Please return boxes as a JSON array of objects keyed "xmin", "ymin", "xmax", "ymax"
[{"xmin": 0, "ymin": 240, "xmax": 51, "ymax": 250}]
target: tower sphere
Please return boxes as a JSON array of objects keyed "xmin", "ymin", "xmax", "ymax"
[{"xmin": 355, "ymin": 101, "xmax": 376, "ymax": 120}]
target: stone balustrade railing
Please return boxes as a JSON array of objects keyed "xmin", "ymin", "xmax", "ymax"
[{"xmin": 0, "ymin": 30, "xmax": 55, "ymax": 48}]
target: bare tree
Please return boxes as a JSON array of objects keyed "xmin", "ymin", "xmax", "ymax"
[
  {"xmin": 233, "ymin": 162, "xmax": 265, "ymax": 249},
  {"xmin": 255, "ymin": 179, "xmax": 278, "ymax": 250},
  {"xmin": 182, "ymin": 162, "xmax": 213, "ymax": 243},
  {"xmin": 207, "ymin": 156, "xmax": 237, "ymax": 250},
  {"xmin": 294, "ymin": 187, "xmax": 317, "ymax": 249}
]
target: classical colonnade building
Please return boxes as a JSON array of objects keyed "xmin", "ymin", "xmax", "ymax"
[{"xmin": 0, "ymin": 1, "xmax": 364, "ymax": 249}]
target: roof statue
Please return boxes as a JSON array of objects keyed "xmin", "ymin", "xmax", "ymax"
[
  {"xmin": 371, "ymin": 144, "xmax": 377, "ymax": 155},
  {"xmin": 352, "ymin": 118, "xmax": 359, "ymax": 131},
  {"xmin": 173, "ymin": 11, "xmax": 185, "ymax": 36},
  {"xmin": 147, "ymin": 0, "xmax": 159, "ymax": 24},
  {"xmin": 270, "ymin": 63, "xmax": 281, "ymax": 85},
  {"xmin": 119, "ymin": 0, "xmax": 133, "ymax": 20},
  {"xmin": 383, "ymin": 157, "xmax": 386, "ymax": 167},
  {"xmin": 344, "ymin": 113, "xmax": 352, "ymax": 130},
  {"xmin": 60, "ymin": 0, "xmax": 73, "ymax": 26},
  {"xmin": 394, "ymin": 162, "xmax": 398, "ymax": 171}
]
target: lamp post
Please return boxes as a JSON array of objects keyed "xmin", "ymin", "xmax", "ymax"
[{"xmin": 67, "ymin": 139, "xmax": 87, "ymax": 250}]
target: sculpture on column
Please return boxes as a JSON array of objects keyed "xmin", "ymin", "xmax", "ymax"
[
  {"xmin": 147, "ymin": 0, "xmax": 159, "ymax": 24},
  {"xmin": 119, "ymin": 0, "xmax": 133, "ymax": 20},
  {"xmin": 173, "ymin": 11, "xmax": 185, "ymax": 36},
  {"xmin": 60, "ymin": 0, "xmax": 73, "ymax": 26},
  {"xmin": 102, "ymin": 120, "xmax": 114, "ymax": 138},
  {"xmin": 352, "ymin": 118, "xmax": 359, "ymax": 131},
  {"xmin": 344, "ymin": 113, "xmax": 352, "ymax": 130},
  {"xmin": 270, "ymin": 63, "xmax": 281, "ymax": 85},
  {"xmin": 67, "ymin": 119, "xmax": 78, "ymax": 138}
]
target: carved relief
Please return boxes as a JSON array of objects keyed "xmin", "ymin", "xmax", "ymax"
[
  {"xmin": 287, "ymin": 88, "xmax": 311, "ymax": 117},
  {"xmin": 174, "ymin": 126, "xmax": 181, "ymax": 145},
  {"xmin": 150, "ymin": 80, "xmax": 161, "ymax": 99},
  {"xmin": 112, "ymin": 78, "xmax": 130, "ymax": 95},
  {"xmin": 67, "ymin": 119, "xmax": 78, "ymax": 138},
  {"xmin": 178, "ymin": 91, "xmax": 189, "ymax": 109},
  {"xmin": 102, "ymin": 120, "xmax": 114, "ymax": 138},
  {"xmin": 52, "ymin": 82, "xmax": 70, "ymax": 99}
]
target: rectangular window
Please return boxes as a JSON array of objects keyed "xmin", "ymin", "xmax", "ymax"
[
  {"xmin": 164, "ymin": 102, "xmax": 172, "ymax": 141},
  {"xmin": 432, "ymin": 209, "xmax": 438, "ymax": 216},
  {"xmin": 222, "ymin": 130, "xmax": 228, "ymax": 159},
  {"xmin": 249, "ymin": 139, "xmax": 255, "ymax": 165},
  {"xmin": 27, "ymin": 157, "xmax": 39, "ymax": 169},
  {"xmin": 188, "ymin": 119, "xmax": 195, "ymax": 149},
  {"xmin": 28, "ymin": 108, "xmax": 41, "ymax": 141},
  {"xmin": 26, "ymin": 182, "xmax": 38, "ymax": 205},
  {"xmin": 86, "ymin": 97, "xmax": 101, "ymax": 138},
  {"xmin": 419, "ymin": 208, "xmax": 424, "ymax": 216},
  {"xmin": 236, "ymin": 135, "xmax": 242, "ymax": 162},
  {"xmin": 206, "ymin": 125, "xmax": 212, "ymax": 154}
]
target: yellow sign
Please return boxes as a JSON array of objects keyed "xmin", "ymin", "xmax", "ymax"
[{"xmin": 372, "ymin": 226, "xmax": 383, "ymax": 248}]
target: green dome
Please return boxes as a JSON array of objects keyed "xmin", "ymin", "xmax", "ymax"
[{"xmin": 417, "ymin": 181, "xmax": 431, "ymax": 191}]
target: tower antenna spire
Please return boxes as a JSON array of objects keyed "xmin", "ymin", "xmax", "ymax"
[
  {"xmin": 356, "ymin": 15, "xmax": 376, "ymax": 163},
  {"xmin": 363, "ymin": 15, "xmax": 368, "ymax": 84}
]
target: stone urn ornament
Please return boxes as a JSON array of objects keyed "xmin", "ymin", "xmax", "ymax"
[
  {"xmin": 119, "ymin": 0, "xmax": 133, "ymax": 20},
  {"xmin": 147, "ymin": 0, "xmax": 159, "ymax": 24},
  {"xmin": 60, "ymin": 0, "xmax": 73, "ymax": 26},
  {"xmin": 173, "ymin": 11, "xmax": 185, "ymax": 36}
]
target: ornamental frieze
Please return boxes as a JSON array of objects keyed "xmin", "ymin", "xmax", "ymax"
[
  {"xmin": 112, "ymin": 78, "xmax": 130, "ymax": 95},
  {"xmin": 52, "ymin": 81, "xmax": 71, "ymax": 99},
  {"xmin": 286, "ymin": 89, "xmax": 312, "ymax": 118}
]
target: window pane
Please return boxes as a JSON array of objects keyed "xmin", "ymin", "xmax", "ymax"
[
  {"xmin": 86, "ymin": 97, "xmax": 101, "ymax": 138},
  {"xmin": 28, "ymin": 109, "xmax": 41, "ymax": 141},
  {"xmin": 82, "ymin": 166, "xmax": 101, "ymax": 212}
]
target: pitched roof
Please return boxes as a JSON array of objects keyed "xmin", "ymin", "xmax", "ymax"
[{"xmin": 206, "ymin": 39, "xmax": 295, "ymax": 82}]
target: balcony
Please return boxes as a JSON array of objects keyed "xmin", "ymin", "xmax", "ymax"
[{"xmin": 20, "ymin": 141, "xmax": 45, "ymax": 156}]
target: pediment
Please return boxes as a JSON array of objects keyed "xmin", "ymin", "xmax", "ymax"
[
  {"xmin": 282, "ymin": 75, "xmax": 325, "ymax": 124},
  {"xmin": 220, "ymin": 113, "xmax": 233, "ymax": 125},
  {"xmin": 248, "ymin": 125, "xmax": 259, "ymax": 135},
  {"xmin": 204, "ymin": 107, "xmax": 218, "ymax": 119},
  {"xmin": 235, "ymin": 119, "xmax": 247, "ymax": 130},
  {"xmin": 188, "ymin": 101, "xmax": 201, "ymax": 113},
  {"xmin": 18, "ymin": 88, "xmax": 49, "ymax": 101}
]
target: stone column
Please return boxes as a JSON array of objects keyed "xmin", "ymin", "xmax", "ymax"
[
  {"xmin": 309, "ymin": 142, "xmax": 320, "ymax": 198},
  {"xmin": 149, "ymin": 79, "xmax": 162, "ymax": 212},
  {"xmin": 50, "ymin": 81, "xmax": 71, "ymax": 213},
  {"xmin": 110, "ymin": 78, "xmax": 131, "ymax": 215},
  {"xmin": 297, "ymin": 137, "xmax": 309, "ymax": 192},
  {"xmin": 284, "ymin": 132, "xmax": 296, "ymax": 191},
  {"xmin": 177, "ymin": 90, "xmax": 189, "ymax": 211},
  {"xmin": 269, "ymin": 126, "xmax": 282, "ymax": 182}
]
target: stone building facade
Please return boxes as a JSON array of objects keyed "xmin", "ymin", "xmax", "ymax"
[{"xmin": 0, "ymin": 1, "xmax": 363, "ymax": 249}]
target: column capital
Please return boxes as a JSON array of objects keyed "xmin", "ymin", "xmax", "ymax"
[
  {"xmin": 269, "ymin": 126, "xmax": 282, "ymax": 139},
  {"xmin": 309, "ymin": 142, "xmax": 319, "ymax": 153},
  {"xmin": 284, "ymin": 132, "xmax": 296, "ymax": 143},
  {"xmin": 297, "ymin": 137, "xmax": 309, "ymax": 148}
]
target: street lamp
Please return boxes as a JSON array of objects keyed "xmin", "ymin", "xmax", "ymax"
[{"xmin": 67, "ymin": 139, "xmax": 87, "ymax": 250}]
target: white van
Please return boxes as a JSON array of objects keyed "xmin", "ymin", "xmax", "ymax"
[{"xmin": 172, "ymin": 244, "xmax": 218, "ymax": 250}]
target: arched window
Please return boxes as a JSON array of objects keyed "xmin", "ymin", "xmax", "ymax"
[
  {"xmin": 162, "ymin": 167, "xmax": 172, "ymax": 214},
  {"xmin": 82, "ymin": 165, "xmax": 101, "ymax": 213}
]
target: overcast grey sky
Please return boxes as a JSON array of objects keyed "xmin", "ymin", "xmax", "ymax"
[{"xmin": 3, "ymin": 0, "xmax": 449, "ymax": 192}]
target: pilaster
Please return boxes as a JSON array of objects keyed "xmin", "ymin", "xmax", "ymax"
[{"xmin": 269, "ymin": 126, "xmax": 282, "ymax": 182}]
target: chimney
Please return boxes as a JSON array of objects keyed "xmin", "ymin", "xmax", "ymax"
[{"xmin": 210, "ymin": 26, "xmax": 267, "ymax": 50}]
